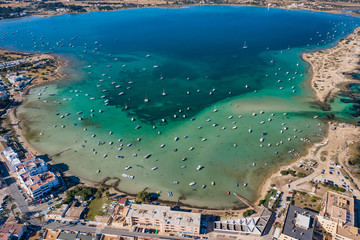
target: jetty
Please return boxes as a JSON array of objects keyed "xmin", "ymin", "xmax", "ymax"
[{"xmin": 233, "ymin": 192, "xmax": 262, "ymax": 212}]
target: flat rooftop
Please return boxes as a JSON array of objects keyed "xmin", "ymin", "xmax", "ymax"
[
  {"xmin": 282, "ymin": 205, "xmax": 316, "ymax": 240},
  {"xmin": 126, "ymin": 204, "xmax": 201, "ymax": 229},
  {"xmin": 320, "ymin": 191, "xmax": 355, "ymax": 225}
]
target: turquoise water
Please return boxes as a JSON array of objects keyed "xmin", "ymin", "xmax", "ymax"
[{"xmin": 1, "ymin": 6, "xmax": 360, "ymax": 208}]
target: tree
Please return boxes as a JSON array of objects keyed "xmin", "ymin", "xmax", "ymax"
[
  {"xmin": 10, "ymin": 204, "xmax": 17, "ymax": 215},
  {"xmin": 3, "ymin": 209, "xmax": 10, "ymax": 217},
  {"xmin": 37, "ymin": 214, "xmax": 44, "ymax": 226},
  {"xmin": 136, "ymin": 189, "xmax": 151, "ymax": 204},
  {"xmin": 21, "ymin": 215, "xmax": 29, "ymax": 224},
  {"xmin": 7, "ymin": 196, "xmax": 14, "ymax": 204}
]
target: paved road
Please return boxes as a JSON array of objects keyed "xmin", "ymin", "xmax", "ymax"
[
  {"xmin": 42, "ymin": 222, "xmax": 188, "ymax": 240},
  {"xmin": 0, "ymin": 161, "xmax": 30, "ymax": 215},
  {"xmin": 0, "ymin": 161, "xmax": 193, "ymax": 240}
]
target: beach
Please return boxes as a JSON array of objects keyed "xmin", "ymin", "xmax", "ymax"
[
  {"xmin": 303, "ymin": 27, "xmax": 360, "ymax": 102},
  {"xmin": 257, "ymin": 26, "xmax": 360, "ymax": 205},
  {"xmin": 0, "ymin": 6, "xmax": 359, "ymax": 210}
]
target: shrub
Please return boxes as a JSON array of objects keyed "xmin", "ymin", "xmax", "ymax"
[{"xmin": 243, "ymin": 209, "xmax": 255, "ymax": 218}]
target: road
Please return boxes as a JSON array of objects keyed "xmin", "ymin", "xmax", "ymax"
[{"xmin": 0, "ymin": 161, "xmax": 193, "ymax": 240}]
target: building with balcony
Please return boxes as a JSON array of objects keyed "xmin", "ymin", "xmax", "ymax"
[
  {"xmin": 124, "ymin": 204, "xmax": 201, "ymax": 236},
  {"xmin": 318, "ymin": 191, "xmax": 359, "ymax": 240}
]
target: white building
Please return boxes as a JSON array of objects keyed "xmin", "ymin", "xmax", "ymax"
[
  {"xmin": 7, "ymin": 74, "xmax": 28, "ymax": 84},
  {"xmin": 16, "ymin": 158, "xmax": 48, "ymax": 176},
  {"xmin": 19, "ymin": 171, "xmax": 60, "ymax": 200},
  {"xmin": 124, "ymin": 204, "xmax": 201, "ymax": 235},
  {"xmin": 1, "ymin": 147, "xmax": 21, "ymax": 172}
]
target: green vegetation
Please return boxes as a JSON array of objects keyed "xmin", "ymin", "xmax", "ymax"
[
  {"xmin": 86, "ymin": 197, "xmax": 110, "ymax": 221},
  {"xmin": 259, "ymin": 189, "xmax": 277, "ymax": 208},
  {"xmin": 280, "ymin": 169, "xmax": 297, "ymax": 177},
  {"xmin": 297, "ymin": 172, "xmax": 308, "ymax": 178},
  {"xmin": 242, "ymin": 209, "xmax": 255, "ymax": 218},
  {"xmin": 0, "ymin": 6, "xmax": 25, "ymax": 19},
  {"xmin": 63, "ymin": 186, "xmax": 96, "ymax": 204},
  {"xmin": 136, "ymin": 189, "xmax": 151, "ymax": 204}
]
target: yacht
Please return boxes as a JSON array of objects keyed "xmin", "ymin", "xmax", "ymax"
[
  {"xmin": 243, "ymin": 41, "xmax": 248, "ymax": 49},
  {"xmin": 189, "ymin": 182, "xmax": 196, "ymax": 186},
  {"xmin": 196, "ymin": 165, "xmax": 203, "ymax": 171},
  {"xmin": 172, "ymin": 181, "xmax": 179, "ymax": 184},
  {"xmin": 151, "ymin": 167, "xmax": 157, "ymax": 171}
]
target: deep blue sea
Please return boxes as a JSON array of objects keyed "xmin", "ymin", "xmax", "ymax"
[{"xmin": 0, "ymin": 6, "xmax": 359, "ymax": 208}]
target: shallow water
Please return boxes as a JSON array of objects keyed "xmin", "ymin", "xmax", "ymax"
[{"xmin": 1, "ymin": 6, "xmax": 360, "ymax": 208}]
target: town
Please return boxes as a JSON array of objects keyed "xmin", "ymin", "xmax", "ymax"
[
  {"xmin": 0, "ymin": 3, "xmax": 360, "ymax": 240},
  {"xmin": 0, "ymin": 51, "xmax": 358, "ymax": 238}
]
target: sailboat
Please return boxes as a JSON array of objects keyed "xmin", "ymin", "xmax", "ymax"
[
  {"xmin": 243, "ymin": 41, "xmax": 248, "ymax": 49},
  {"xmin": 144, "ymin": 94, "xmax": 149, "ymax": 103}
]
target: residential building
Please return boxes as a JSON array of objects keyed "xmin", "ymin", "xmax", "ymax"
[
  {"xmin": 1, "ymin": 147, "xmax": 21, "ymax": 172},
  {"xmin": 318, "ymin": 191, "xmax": 360, "ymax": 240},
  {"xmin": 7, "ymin": 74, "xmax": 28, "ymax": 85},
  {"xmin": 278, "ymin": 205, "xmax": 317, "ymax": 240},
  {"xmin": 0, "ymin": 142, "xmax": 8, "ymax": 152},
  {"xmin": 16, "ymin": 158, "xmax": 48, "ymax": 175},
  {"xmin": 19, "ymin": 171, "xmax": 60, "ymax": 200},
  {"xmin": 213, "ymin": 208, "xmax": 273, "ymax": 236},
  {"xmin": 0, "ymin": 221, "xmax": 26, "ymax": 240},
  {"xmin": 56, "ymin": 232, "xmax": 92, "ymax": 240},
  {"xmin": 0, "ymin": 91, "xmax": 8, "ymax": 99},
  {"xmin": 64, "ymin": 202, "xmax": 86, "ymax": 220},
  {"xmin": 124, "ymin": 204, "xmax": 201, "ymax": 235},
  {"xmin": 46, "ymin": 204, "xmax": 69, "ymax": 220}
]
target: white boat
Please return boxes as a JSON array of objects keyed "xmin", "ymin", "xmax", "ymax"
[
  {"xmin": 243, "ymin": 183, "xmax": 248, "ymax": 187},
  {"xmin": 122, "ymin": 173, "xmax": 134, "ymax": 179},
  {"xmin": 125, "ymin": 166, "xmax": 131, "ymax": 170},
  {"xmin": 189, "ymin": 182, "xmax": 196, "ymax": 186},
  {"xmin": 232, "ymin": 126, "xmax": 237, "ymax": 130},
  {"xmin": 172, "ymin": 181, "xmax": 179, "ymax": 184},
  {"xmin": 260, "ymin": 138, "xmax": 264, "ymax": 142},
  {"xmin": 202, "ymin": 185, "xmax": 206, "ymax": 189},
  {"xmin": 174, "ymin": 137, "xmax": 179, "ymax": 141},
  {"xmin": 160, "ymin": 144, "xmax": 165, "ymax": 148},
  {"xmin": 151, "ymin": 167, "xmax": 157, "ymax": 171},
  {"xmin": 189, "ymin": 147, "xmax": 194, "ymax": 151},
  {"xmin": 243, "ymin": 41, "xmax": 248, "ymax": 49},
  {"xmin": 211, "ymin": 181, "xmax": 215, "ymax": 186},
  {"xmin": 162, "ymin": 89, "xmax": 167, "ymax": 96}
]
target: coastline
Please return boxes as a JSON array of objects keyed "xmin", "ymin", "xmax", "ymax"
[
  {"xmin": 3, "ymin": 51, "xmax": 69, "ymax": 156},
  {"xmin": 255, "ymin": 26, "xmax": 360, "ymax": 205},
  {"xmin": 302, "ymin": 27, "xmax": 360, "ymax": 103},
  {"xmin": 0, "ymin": 7, "xmax": 359, "ymax": 213}
]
